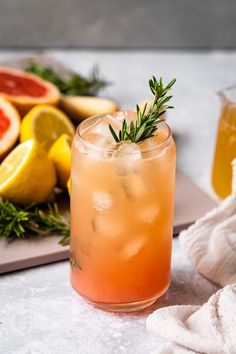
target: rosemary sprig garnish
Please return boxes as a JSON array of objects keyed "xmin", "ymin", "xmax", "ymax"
[
  {"xmin": 26, "ymin": 62, "xmax": 108, "ymax": 96},
  {"xmin": 109, "ymin": 76, "xmax": 176, "ymax": 143},
  {"xmin": 0, "ymin": 198, "xmax": 70, "ymax": 246}
]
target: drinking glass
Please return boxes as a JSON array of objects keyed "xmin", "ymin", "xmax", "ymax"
[{"xmin": 70, "ymin": 113, "xmax": 176, "ymax": 312}]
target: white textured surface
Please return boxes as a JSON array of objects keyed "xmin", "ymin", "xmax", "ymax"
[{"xmin": 0, "ymin": 49, "xmax": 231, "ymax": 353}]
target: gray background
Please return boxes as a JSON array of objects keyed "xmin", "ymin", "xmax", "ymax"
[{"xmin": 0, "ymin": 0, "xmax": 236, "ymax": 49}]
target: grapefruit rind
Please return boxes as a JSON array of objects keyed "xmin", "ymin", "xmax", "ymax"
[
  {"xmin": 0, "ymin": 96, "xmax": 20, "ymax": 158},
  {"xmin": 0, "ymin": 66, "xmax": 60, "ymax": 115}
]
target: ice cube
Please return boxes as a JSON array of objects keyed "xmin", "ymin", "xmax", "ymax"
[
  {"xmin": 122, "ymin": 173, "xmax": 148, "ymax": 199},
  {"xmin": 91, "ymin": 134, "xmax": 114, "ymax": 149},
  {"xmin": 120, "ymin": 236, "xmax": 147, "ymax": 259},
  {"xmin": 92, "ymin": 191, "xmax": 113, "ymax": 212},
  {"xmin": 111, "ymin": 110, "xmax": 137, "ymax": 123},
  {"xmin": 139, "ymin": 205, "xmax": 159, "ymax": 223},
  {"xmin": 92, "ymin": 213, "xmax": 125, "ymax": 238},
  {"xmin": 103, "ymin": 114, "xmax": 123, "ymax": 130},
  {"xmin": 81, "ymin": 116, "xmax": 122, "ymax": 159},
  {"xmin": 83, "ymin": 119, "xmax": 115, "ymax": 146},
  {"xmin": 87, "ymin": 114, "xmax": 122, "ymax": 140},
  {"xmin": 114, "ymin": 142, "xmax": 142, "ymax": 158},
  {"xmin": 115, "ymin": 144, "xmax": 148, "ymax": 199},
  {"xmin": 140, "ymin": 137, "xmax": 157, "ymax": 152},
  {"xmin": 83, "ymin": 132, "xmax": 115, "ymax": 159},
  {"xmin": 139, "ymin": 132, "xmax": 169, "ymax": 159},
  {"xmin": 139, "ymin": 137, "xmax": 160, "ymax": 159},
  {"xmin": 89, "ymin": 121, "xmax": 112, "ymax": 138},
  {"xmin": 113, "ymin": 142, "xmax": 142, "ymax": 176},
  {"xmin": 74, "ymin": 138, "xmax": 87, "ymax": 155}
]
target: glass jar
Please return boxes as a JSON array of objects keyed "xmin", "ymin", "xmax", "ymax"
[
  {"xmin": 70, "ymin": 113, "xmax": 176, "ymax": 312},
  {"xmin": 212, "ymin": 86, "xmax": 236, "ymax": 199}
]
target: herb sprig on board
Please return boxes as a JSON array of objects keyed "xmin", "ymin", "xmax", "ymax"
[
  {"xmin": 26, "ymin": 62, "xmax": 107, "ymax": 96},
  {"xmin": 0, "ymin": 198, "xmax": 70, "ymax": 246},
  {"xmin": 109, "ymin": 76, "xmax": 176, "ymax": 143}
]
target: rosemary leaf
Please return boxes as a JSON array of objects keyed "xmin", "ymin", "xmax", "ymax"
[
  {"xmin": 109, "ymin": 76, "xmax": 176, "ymax": 144},
  {"xmin": 109, "ymin": 124, "xmax": 120, "ymax": 143},
  {"xmin": 26, "ymin": 62, "xmax": 108, "ymax": 96},
  {"xmin": 0, "ymin": 198, "xmax": 70, "ymax": 246}
]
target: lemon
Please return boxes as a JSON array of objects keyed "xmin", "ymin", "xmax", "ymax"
[
  {"xmin": 20, "ymin": 104, "xmax": 75, "ymax": 151},
  {"xmin": 48, "ymin": 134, "xmax": 72, "ymax": 189},
  {"xmin": 67, "ymin": 177, "xmax": 71, "ymax": 195},
  {"xmin": 0, "ymin": 139, "xmax": 56, "ymax": 205},
  {"xmin": 60, "ymin": 96, "xmax": 118, "ymax": 121}
]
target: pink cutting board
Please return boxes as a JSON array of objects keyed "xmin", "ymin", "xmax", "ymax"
[{"xmin": 0, "ymin": 170, "xmax": 217, "ymax": 274}]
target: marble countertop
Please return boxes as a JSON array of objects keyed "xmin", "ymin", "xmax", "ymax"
[{"xmin": 0, "ymin": 49, "xmax": 231, "ymax": 353}]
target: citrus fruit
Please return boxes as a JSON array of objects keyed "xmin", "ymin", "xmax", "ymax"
[
  {"xmin": 48, "ymin": 134, "xmax": 72, "ymax": 188},
  {"xmin": 0, "ymin": 97, "xmax": 20, "ymax": 159},
  {"xmin": 67, "ymin": 177, "xmax": 71, "ymax": 195},
  {"xmin": 0, "ymin": 66, "xmax": 60, "ymax": 115},
  {"xmin": 60, "ymin": 96, "xmax": 118, "ymax": 121},
  {"xmin": 0, "ymin": 139, "xmax": 56, "ymax": 205},
  {"xmin": 20, "ymin": 104, "xmax": 75, "ymax": 151}
]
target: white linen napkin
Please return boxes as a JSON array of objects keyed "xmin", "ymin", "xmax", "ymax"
[
  {"xmin": 179, "ymin": 159, "xmax": 236, "ymax": 287},
  {"xmin": 147, "ymin": 285, "xmax": 236, "ymax": 354},
  {"xmin": 146, "ymin": 160, "xmax": 236, "ymax": 354}
]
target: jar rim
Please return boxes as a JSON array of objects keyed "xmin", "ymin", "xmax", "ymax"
[
  {"xmin": 75, "ymin": 112, "xmax": 172, "ymax": 156},
  {"xmin": 218, "ymin": 84, "xmax": 236, "ymax": 104}
]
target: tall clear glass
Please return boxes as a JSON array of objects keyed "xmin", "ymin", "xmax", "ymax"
[{"xmin": 70, "ymin": 113, "xmax": 176, "ymax": 312}]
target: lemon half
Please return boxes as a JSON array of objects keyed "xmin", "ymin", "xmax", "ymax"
[
  {"xmin": 20, "ymin": 104, "xmax": 75, "ymax": 151},
  {"xmin": 0, "ymin": 139, "xmax": 56, "ymax": 205}
]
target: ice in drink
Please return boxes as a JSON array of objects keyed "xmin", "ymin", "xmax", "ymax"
[{"xmin": 70, "ymin": 110, "xmax": 176, "ymax": 311}]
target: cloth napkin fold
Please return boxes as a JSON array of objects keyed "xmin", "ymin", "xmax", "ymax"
[
  {"xmin": 179, "ymin": 159, "xmax": 236, "ymax": 287},
  {"xmin": 147, "ymin": 285, "xmax": 236, "ymax": 354},
  {"xmin": 146, "ymin": 160, "xmax": 236, "ymax": 354}
]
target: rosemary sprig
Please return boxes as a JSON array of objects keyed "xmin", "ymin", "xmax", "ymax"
[
  {"xmin": 0, "ymin": 198, "xmax": 70, "ymax": 246},
  {"xmin": 26, "ymin": 62, "xmax": 108, "ymax": 96},
  {"xmin": 109, "ymin": 76, "xmax": 176, "ymax": 143}
]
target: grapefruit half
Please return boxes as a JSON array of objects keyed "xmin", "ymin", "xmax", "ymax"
[
  {"xmin": 0, "ymin": 66, "xmax": 60, "ymax": 115},
  {"xmin": 0, "ymin": 97, "xmax": 20, "ymax": 159}
]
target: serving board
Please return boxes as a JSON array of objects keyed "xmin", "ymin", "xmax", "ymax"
[
  {"xmin": 0, "ymin": 55, "xmax": 217, "ymax": 273},
  {"xmin": 0, "ymin": 170, "xmax": 217, "ymax": 274}
]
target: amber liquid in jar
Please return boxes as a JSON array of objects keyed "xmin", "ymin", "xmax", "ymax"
[{"xmin": 212, "ymin": 89, "xmax": 236, "ymax": 199}]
